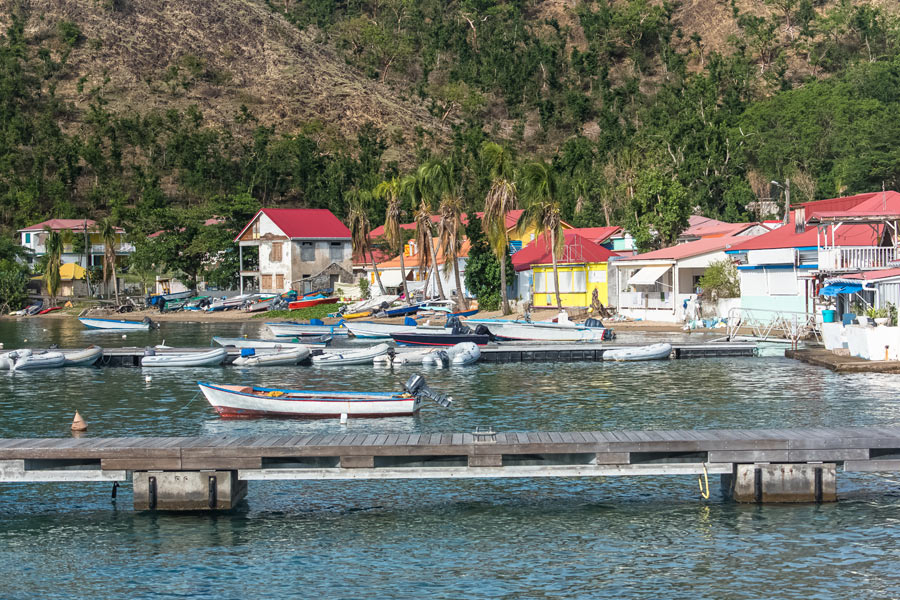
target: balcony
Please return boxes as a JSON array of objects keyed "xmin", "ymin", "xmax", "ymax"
[{"xmin": 818, "ymin": 246, "xmax": 899, "ymax": 272}]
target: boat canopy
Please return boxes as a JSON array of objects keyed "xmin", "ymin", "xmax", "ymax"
[
  {"xmin": 627, "ymin": 265, "xmax": 671, "ymax": 286},
  {"xmin": 820, "ymin": 283, "xmax": 864, "ymax": 296}
]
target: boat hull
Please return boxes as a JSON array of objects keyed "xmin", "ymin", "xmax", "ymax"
[
  {"xmin": 344, "ymin": 321, "xmax": 417, "ymax": 339},
  {"xmin": 79, "ymin": 317, "xmax": 150, "ymax": 331},
  {"xmin": 232, "ymin": 347, "xmax": 310, "ymax": 366},
  {"xmin": 267, "ymin": 322, "xmax": 348, "ymax": 337},
  {"xmin": 390, "ymin": 333, "xmax": 491, "ymax": 346},
  {"xmin": 288, "ymin": 297, "xmax": 339, "ymax": 310},
  {"xmin": 212, "ymin": 336, "xmax": 329, "ymax": 349},
  {"xmin": 141, "ymin": 348, "xmax": 227, "ymax": 367},
  {"xmin": 14, "ymin": 351, "xmax": 66, "ymax": 370},
  {"xmin": 198, "ymin": 382, "xmax": 422, "ymax": 418},
  {"xmin": 482, "ymin": 322, "xmax": 605, "ymax": 342},
  {"xmin": 62, "ymin": 346, "xmax": 103, "ymax": 366},
  {"xmin": 312, "ymin": 343, "xmax": 391, "ymax": 366}
]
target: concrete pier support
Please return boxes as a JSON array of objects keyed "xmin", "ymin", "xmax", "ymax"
[
  {"xmin": 133, "ymin": 471, "xmax": 247, "ymax": 511},
  {"xmin": 721, "ymin": 463, "xmax": 837, "ymax": 503}
]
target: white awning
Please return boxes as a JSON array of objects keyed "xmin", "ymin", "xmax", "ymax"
[{"xmin": 627, "ymin": 265, "xmax": 671, "ymax": 286}]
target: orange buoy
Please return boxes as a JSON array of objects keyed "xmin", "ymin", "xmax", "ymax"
[{"xmin": 71, "ymin": 411, "xmax": 87, "ymax": 432}]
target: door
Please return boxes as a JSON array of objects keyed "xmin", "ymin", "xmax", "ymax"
[{"xmin": 275, "ymin": 274, "xmax": 284, "ymax": 290}]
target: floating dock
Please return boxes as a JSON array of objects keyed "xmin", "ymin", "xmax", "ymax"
[
  {"xmin": 786, "ymin": 348, "xmax": 900, "ymax": 373},
  {"xmin": 2, "ymin": 426, "xmax": 898, "ymax": 509},
  {"xmin": 82, "ymin": 342, "xmax": 758, "ymax": 366}
]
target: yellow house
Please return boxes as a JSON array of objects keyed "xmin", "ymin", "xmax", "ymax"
[{"xmin": 512, "ymin": 230, "xmax": 615, "ymax": 308}]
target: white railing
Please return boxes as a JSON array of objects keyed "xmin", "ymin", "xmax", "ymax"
[
  {"xmin": 725, "ymin": 307, "xmax": 820, "ymax": 344},
  {"xmin": 818, "ymin": 246, "xmax": 897, "ymax": 271}
]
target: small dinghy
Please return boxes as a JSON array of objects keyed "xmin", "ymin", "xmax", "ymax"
[
  {"xmin": 373, "ymin": 347, "xmax": 438, "ymax": 366},
  {"xmin": 344, "ymin": 317, "xmax": 419, "ymax": 339},
  {"xmin": 311, "ymin": 342, "xmax": 391, "ymax": 366},
  {"xmin": 141, "ymin": 347, "xmax": 227, "ymax": 367},
  {"xmin": 62, "ymin": 345, "xmax": 103, "ymax": 367},
  {"xmin": 421, "ymin": 342, "xmax": 481, "ymax": 366},
  {"xmin": 232, "ymin": 347, "xmax": 311, "ymax": 367},
  {"xmin": 267, "ymin": 319, "xmax": 349, "ymax": 337},
  {"xmin": 9, "ymin": 349, "xmax": 66, "ymax": 371},
  {"xmin": 0, "ymin": 351, "xmax": 18, "ymax": 370},
  {"xmin": 79, "ymin": 317, "xmax": 156, "ymax": 331},
  {"xmin": 212, "ymin": 336, "xmax": 330, "ymax": 349},
  {"xmin": 603, "ymin": 343, "xmax": 672, "ymax": 362},
  {"xmin": 198, "ymin": 374, "xmax": 451, "ymax": 418}
]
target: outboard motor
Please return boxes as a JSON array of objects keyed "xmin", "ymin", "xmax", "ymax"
[
  {"xmin": 584, "ymin": 317, "xmax": 604, "ymax": 328},
  {"xmin": 142, "ymin": 316, "xmax": 158, "ymax": 329},
  {"xmin": 404, "ymin": 374, "xmax": 453, "ymax": 408},
  {"xmin": 473, "ymin": 324, "xmax": 494, "ymax": 340}
]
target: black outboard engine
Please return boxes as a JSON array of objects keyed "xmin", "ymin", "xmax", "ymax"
[
  {"xmin": 404, "ymin": 374, "xmax": 453, "ymax": 408},
  {"xmin": 473, "ymin": 324, "xmax": 493, "ymax": 339},
  {"xmin": 584, "ymin": 318, "xmax": 603, "ymax": 328},
  {"xmin": 142, "ymin": 316, "xmax": 158, "ymax": 329}
]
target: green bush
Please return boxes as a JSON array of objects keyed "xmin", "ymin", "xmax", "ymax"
[{"xmin": 698, "ymin": 260, "xmax": 740, "ymax": 300}]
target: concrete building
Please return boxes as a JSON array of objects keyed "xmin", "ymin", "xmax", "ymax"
[
  {"xmin": 17, "ymin": 219, "xmax": 132, "ymax": 268},
  {"xmin": 235, "ymin": 209, "xmax": 354, "ymax": 294}
]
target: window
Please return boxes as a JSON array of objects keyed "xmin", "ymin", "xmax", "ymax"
[
  {"xmin": 573, "ymin": 270, "xmax": 587, "ymax": 293},
  {"xmin": 275, "ymin": 274, "xmax": 284, "ymax": 290},
  {"xmin": 270, "ymin": 242, "xmax": 283, "ymax": 262},
  {"xmin": 24, "ymin": 233, "xmax": 30, "ymax": 244},
  {"xmin": 261, "ymin": 274, "xmax": 273, "ymax": 290},
  {"xmin": 330, "ymin": 242, "xmax": 344, "ymax": 262},
  {"xmin": 534, "ymin": 271, "xmax": 545, "ymax": 293},
  {"xmin": 558, "ymin": 270, "xmax": 573, "ymax": 293},
  {"xmin": 301, "ymin": 242, "xmax": 315, "ymax": 262}
]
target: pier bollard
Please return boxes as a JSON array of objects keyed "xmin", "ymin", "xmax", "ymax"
[{"xmin": 71, "ymin": 411, "xmax": 88, "ymax": 432}]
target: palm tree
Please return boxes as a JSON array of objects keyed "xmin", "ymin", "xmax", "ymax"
[
  {"xmin": 401, "ymin": 169, "xmax": 445, "ymax": 300},
  {"xmin": 98, "ymin": 217, "xmax": 121, "ymax": 305},
  {"xmin": 42, "ymin": 226, "xmax": 63, "ymax": 305},
  {"xmin": 374, "ymin": 176, "xmax": 410, "ymax": 304},
  {"xmin": 346, "ymin": 189, "xmax": 387, "ymax": 296},
  {"xmin": 481, "ymin": 141, "xmax": 518, "ymax": 315},
  {"xmin": 438, "ymin": 193, "xmax": 468, "ymax": 310},
  {"xmin": 517, "ymin": 161, "xmax": 564, "ymax": 310}
]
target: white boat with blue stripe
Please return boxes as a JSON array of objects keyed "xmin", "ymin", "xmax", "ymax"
[{"xmin": 79, "ymin": 317, "xmax": 156, "ymax": 331}]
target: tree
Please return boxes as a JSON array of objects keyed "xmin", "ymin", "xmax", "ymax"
[
  {"xmin": 420, "ymin": 159, "xmax": 467, "ymax": 309},
  {"xmin": 517, "ymin": 161, "xmax": 564, "ymax": 309},
  {"xmin": 374, "ymin": 176, "xmax": 409, "ymax": 303},
  {"xmin": 625, "ymin": 169, "xmax": 691, "ymax": 252},
  {"xmin": 347, "ymin": 188, "xmax": 386, "ymax": 295},
  {"xmin": 42, "ymin": 226, "xmax": 63, "ymax": 304},
  {"xmin": 0, "ymin": 235, "xmax": 30, "ymax": 313},
  {"xmin": 481, "ymin": 141, "xmax": 518, "ymax": 314},
  {"xmin": 98, "ymin": 217, "xmax": 120, "ymax": 304},
  {"xmin": 698, "ymin": 259, "xmax": 740, "ymax": 301},
  {"xmin": 463, "ymin": 217, "xmax": 512, "ymax": 312},
  {"xmin": 401, "ymin": 166, "xmax": 446, "ymax": 300}
]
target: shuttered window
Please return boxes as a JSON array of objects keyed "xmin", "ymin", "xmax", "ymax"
[
  {"xmin": 270, "ymin": 243, "xmax": 283, "ymax": 262},
  {"xmin": 275, "ymin": 274, "xmax": 284, "ymax": 290},
  {"xmin": 261, "ymin": 274, "xmax": 272, "ymax": 289},
  {"xmin": 330, "ymin": 242, "xmax": 343, "ymax": 262},
  {"xmin": 301, "ymin": 242, "xmax": 315, "ymax": 262}
]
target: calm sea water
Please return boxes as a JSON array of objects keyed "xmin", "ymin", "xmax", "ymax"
[{"xmin": 1, "ymin": 317, "xmax": 899, "ymax": 599}]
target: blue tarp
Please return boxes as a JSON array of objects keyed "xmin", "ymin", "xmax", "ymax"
[{"xmin": 820, "ymin": 283, "xmax": 864, "ymax": 296}]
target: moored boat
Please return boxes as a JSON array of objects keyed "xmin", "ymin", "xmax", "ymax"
[
  {"xmin": 602, "ymin": 343, "xmax": 672, "ymax": 362},
  {"xmin": 212, "ymin": 336, "xmax": 330, "ymax": 349},
  {"xmin": 311, "ymin": 343, "xmax": 391, "ymax": 366},
  {"xmin": 344, "ymin": 318, "xmax": 420, "ymax": 339},
  {"xmin": 197, "ymin": 374, "xmax": 451, "ymax": 418},
  {"xmin": 79, "ymin": 317, "xmax": 156, "ymax": 331},
  {"xmin": 141, "ymin": 347, "xmax": 227, "ymax": 367},
  {"xmin": 467, "ymin": 313, "xmax": 612, "ymax": 342},
  {"xmin": 10, "ymin": 349, "xmax": 66, "ymax": 371},
  {"xmin": 288, "ymin": 296, "xmax": 339, "ymax": 310},
  {"xmin": 267, "ymin": 320, "xmax": 348, "ymax": 337},
  {"xmin": 231, "ymin": 347, "xmax": 311, "ymax": 367},
  {"xmin": 62, "ymin": 345, "xmax": 103, "ymax": 366}
]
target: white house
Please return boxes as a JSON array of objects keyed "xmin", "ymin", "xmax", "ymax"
[
  {"xmin": 17, "ymin": 218, "xmax": 132, "ymax": 267},
  {"xmin": 235, "ymin": 209, "xmax": 354, "ymax": 294}
]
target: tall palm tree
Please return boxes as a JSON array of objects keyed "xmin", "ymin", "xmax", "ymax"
[
  {"xmin": 374, "ymin": 176, "xmax": 410, "ymax": 304},
  {"xmin": 42, "ymin": 226, "xmax": 63, "ymax": 305},
  {"xmin": 481, "ymin": 141, "xmax": 518, "ymax": 315},
  {"xmin": 98, "ymin": 217, "xmax": 121, "ymax": 305},
  {"xmin": 438, "ymin": 193, "xmax": 468, "ymax": 310},
  {"xmin": 346, "ymin": 189, "xmax": 387, "ymax": 296},
  {"xmin": 517, "ymin": 161, "xmax": 564, "ymax": 310},
  {"xmin": 401, "ymin": 170, "xmax": 445, "ymax": 300}
]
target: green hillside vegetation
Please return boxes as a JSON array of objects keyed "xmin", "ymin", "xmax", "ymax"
[{"xmin": 2, "ymin": 0, "xmax": 900, "ymax": 304}]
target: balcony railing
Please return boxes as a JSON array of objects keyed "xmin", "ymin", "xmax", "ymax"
[
  {"xmin": 618, "ymin": 291, "xmax": 673, "ymax": 310},
  {"xmin": 818, "ymin": 246, "xmax": 898, "ymax": 272}
]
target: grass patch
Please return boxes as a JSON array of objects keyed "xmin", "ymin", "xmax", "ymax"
[{"xmin": 254, "ymin": 304, "xmax": 345, "ymax": 320}]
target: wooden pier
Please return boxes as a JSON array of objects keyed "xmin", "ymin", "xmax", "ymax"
[
  {"xmin": 2, "ymin": 426, "xmax": 898, "ymax": 509},
  {"xmin": 87, "ymin": 342, "xmax": 757, "ymax": 366}
]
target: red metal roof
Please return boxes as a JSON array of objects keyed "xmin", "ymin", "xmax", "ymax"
[
  {"xmin": 368, "ymin": 210, "xmax": 537, "ymax": 239},
  {"xmin": 569, "ymin": 226, "xmax": 622, "ymax": 244},
  {"xmin": 512, "ymin": 230, "xmax": 614, "ymax": 272},
  {"xmin": 841, "ymin": 268, "xmax": 900, "ymax": 281},
  {"xmin": 616, "ymin": 236, "xmax": 745, "ymax": 262},
  {"xmin": 806, "ymin": 191, "xmax": 900, "ymax": 221},
  {"xmin": 727, "ymin": 214, "xmax": 878, "ymax": 252},
  {"xmin": 235, "ymin": 209, "xmax": 351, "ymax": 242}
]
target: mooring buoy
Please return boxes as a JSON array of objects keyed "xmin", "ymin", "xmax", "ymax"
[{"xmin": 71, "ymin": 411, "xmax": 88, "ymax": 432}]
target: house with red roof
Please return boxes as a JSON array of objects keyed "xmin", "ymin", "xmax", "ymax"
[
  {"xmin": 612, "ymin": 235, "xmax": 753, "ymax": 322},
  {"xmin": 235, "ymin": 209, "xmax": 353, "ymax": 294},
  {"xmin": 677, "ymin": 216, "xmax": 774, "ymax": 243},
  {"xmin": 725, "ymin": 191, "xmax": 900, "ymax": 321},
  {"xmin": 511, "ymin": 229, "xmax": 616, "ymax": 308},
  {"xmin": 17, "ymin": 218, "xmax": 131, "ymax": 268},
  {"xmin": 365, "ymin": 236, "xmax": 473, "ymax": 298}
]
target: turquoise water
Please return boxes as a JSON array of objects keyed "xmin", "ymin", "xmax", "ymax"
[{"xmin": 1, "ymin": 317, "xmax": 900, "ymax": 599}]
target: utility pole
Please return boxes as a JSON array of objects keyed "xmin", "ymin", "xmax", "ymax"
[{"xmin": 782, "ymin": 177, "xmax": 791, "ymax": 225}]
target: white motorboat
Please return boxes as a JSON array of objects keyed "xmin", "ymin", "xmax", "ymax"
[
  {"xmin": 212, "ymin": 336, "xmax": 330, "ymax": 349},
  {"xmin": 267, "ymin": 320, "xmax": 349, "ymax": 337},
  {"xmin": 11, "ymin": 349, "xmax": 66, "ymax": 371},
  {"xmin": 341, "ymin": 295, "xmax": 400, "ymax": 315},
  {"xmin": 79, "ymin": 317, "xmax": 155, "ymax": 331},
  {"xmin": 311, "ymin": 343, "xmax": 391, "ymax": 366},
  {"xmin": 242, "ymin": 295, "xmax": 278, "ymax": 312},
  {"xmin": 141, "ymin": 347, "xmax": 227, "ymax": 367},
  {"xmin": 603, "ymin": 343, "xmax": 672, "ymax": 362},
  {"xmin": 231, "ymin": 347, "xmax": 311, "ymax": 367},
  {"xmin": 468, "ymin": 312, "xmax": 611, "ymax": 342},
  {"xmin": 344, "ymin": 320, "xmax": 419, "ymax": 339},
  {"xmin": 62, "ymin": 345, "xmax": 103, "ymax": 366},
  {"xmin": 422, "ymin": 342, "xmax": 481, "ymax": 367}
]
